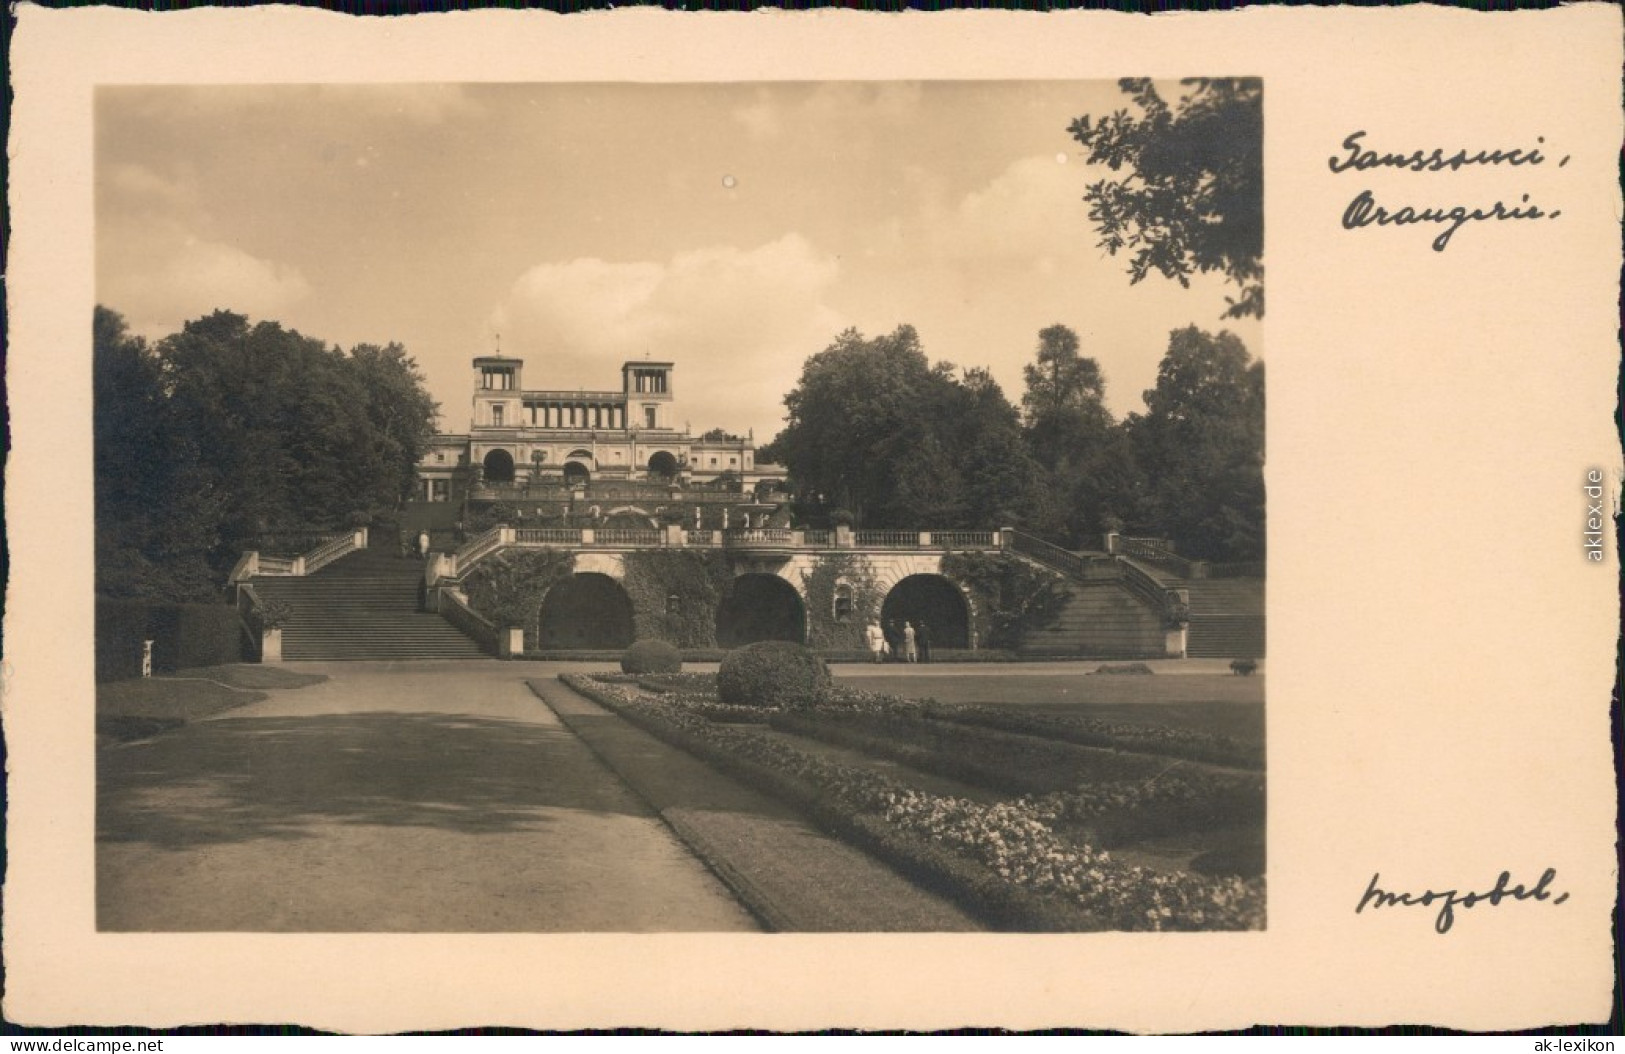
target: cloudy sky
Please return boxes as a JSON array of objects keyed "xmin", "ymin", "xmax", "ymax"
[{"xmin": 97, "ymin": 81, "xmax": 1262, "ymax": 442}]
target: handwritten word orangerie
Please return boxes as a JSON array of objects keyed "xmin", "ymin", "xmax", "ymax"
[{"xmin": 1331, "ymin": 130, "xmax": 1565, "ymax": 252}]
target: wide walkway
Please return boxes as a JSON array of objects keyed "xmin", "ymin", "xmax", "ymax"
[{"xmin": 97, "ymin": 661, "xmax": 758, "ymax": 932}]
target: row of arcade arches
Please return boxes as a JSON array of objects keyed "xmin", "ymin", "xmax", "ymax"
[
  {"xmin": 532, "ymin": 572, "xmax": 971, "ymax": 650},
  {"xmin": 482, "ymin": 449, "xmax": 683, "ymax": 486}
]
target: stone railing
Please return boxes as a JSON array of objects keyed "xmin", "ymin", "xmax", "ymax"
[
  {"xmin": 454, "ymin": 527, "xmax": 507, "ymax": 570},
  {"xmin": 437, "ymin": 590, "xmax": 499, "ymax": 657},
  {"xmin": 237, "ymin": 528, "xmax": 366, "ymax": 578},
  {"xmin": 1118, "ymin": 535, "xmax": 1197, "ymax": 578},
  {"xmin": 441, "ymin": 523, "xmax": 1015, "ymax": 576},
  {"xmin": 227, "ymin": 551, "xmax": 260, "ymax": 586},
  {"xmin": 932, "ymin": 530, "xmax": 998, "ymax": 548},
  {"xmin": 255, "ymin": 555, "xmax": 299, "ymax": 576},
  {"xmin": 1116, "ymin": 557, "xmax": 1182, "ymax": 627},
  {"xmin": 1005, "ymin": 529, "xmax": 1090, "ymax": 578},
  {"xmin": 514, "ymin": 528, "xmax": 582, "ymax": 545},
  {"xmin": 724, "ymin": 528, "xmax": 795, "ymax": 549},
  {"xmin": 596, "ymin": 528, "xmax": 661, "ymax": 546},
  {"xmin": 303, "ymin": 527, "xmax": 368, "ymax": 575},
  {"xmin": 852, "ymin": 530, "xmax": 923, "ymax": 548}
]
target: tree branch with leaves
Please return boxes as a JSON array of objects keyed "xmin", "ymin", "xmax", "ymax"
[{"xmin": 1069, "ymin": 78, "xmax": 1263, "ymax": 318}]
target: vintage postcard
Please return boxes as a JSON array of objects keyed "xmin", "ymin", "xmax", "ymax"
[{"xmin": 4, "ymin": 3, "xmax": 1619, "ymax": 1033}]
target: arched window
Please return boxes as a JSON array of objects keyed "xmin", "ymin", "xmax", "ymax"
[{"xmin": 833, "ymin": 582, "xmax": 855, "ymax": 623}]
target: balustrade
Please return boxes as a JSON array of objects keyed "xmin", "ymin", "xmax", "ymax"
[{"xmin": 852, "ymin": 530, "xmax": 920, "ymax": 547}]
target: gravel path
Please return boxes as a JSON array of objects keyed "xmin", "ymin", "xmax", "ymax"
[{"xmin": 97, "ymin": 661, "xmax": 758, "ymax": 932}]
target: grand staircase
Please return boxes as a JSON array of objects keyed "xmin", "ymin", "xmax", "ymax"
[
  {"xmin": 251, "ymin": 547, "xmax": 487, "ymax": 661},
  {"xmin": 1003, "ymin": 532, "xmax": 1265, "ymax": 659},
  {"xmin": 1182, "ymin": 579, "xmax": 1265, "ymax": 659}
]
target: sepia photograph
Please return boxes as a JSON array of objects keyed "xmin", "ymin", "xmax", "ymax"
[
  {"xmin": 92, "ymin": 79, "xmax": 1266, "ymax": 934},
  {"xmin": 7, "ymin": 4, "xmax": 1618, "ymax": 1033}
]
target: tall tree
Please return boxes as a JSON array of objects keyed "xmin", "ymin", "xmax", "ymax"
[
  {"xmin": 1068, "ymin": 78, "xmax": 1264, "ymax": 318},
  {"xmin": 94, "ymin": 307, "xmax": 223, "ymax": 600},
  {"xmin": 1128, "ymin": 326, "xmax": 1264, "ymax": 561},
  {"xmin": 772, "ymin": 326, "xmax": 1041, "ymax": 529},
  {"xmin": 94, "ymin": 306, "xmax": 440, "ymax": 599},
  {"xmin": 1018, "ymin": 324, "xmax": 1144, "ymax": 548}
]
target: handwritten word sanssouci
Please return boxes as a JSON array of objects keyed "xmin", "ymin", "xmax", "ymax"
[{"xmin": 1328, "ymin": 130, "xmax": 1555, "ymax": 174}]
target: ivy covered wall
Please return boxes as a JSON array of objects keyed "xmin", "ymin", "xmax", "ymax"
[
  {"xmin": 801, "ymin": 552, "xmax": 884, "ymax": 650},
  {"xmin": 461, "ymin": 548, "xmax": 574, "ymax": 651},
  {"xmin": 620, "ymin": 550, "xmax": 735, "ymax": 647},
  {"xmin": 939, "ymin": 550, "xmax": 1067, "ymax": 650}
]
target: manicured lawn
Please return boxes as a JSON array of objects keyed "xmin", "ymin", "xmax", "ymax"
[
  {"xmin": 833, "ymin": 670, "xmax": 1264, "ymax": 744},
  {"xmin": 97, "ymin": 665, "xmax": 328, "ymax": 743}
]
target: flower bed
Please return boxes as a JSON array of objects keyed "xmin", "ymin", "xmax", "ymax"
[{"xmin": 563, "ymin": 674, "xmax": 1263, "ymax": 931}]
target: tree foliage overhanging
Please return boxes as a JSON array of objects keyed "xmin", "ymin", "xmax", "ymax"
[
  {"xmin": 94, "ymin": 306, "xmax": 439, "ymax": 601},
  {"xmin": 1069, "ymin": 77, "xmax": 1264, "ymax": 319}
]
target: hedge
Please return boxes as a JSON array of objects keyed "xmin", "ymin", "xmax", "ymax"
[
  {"xmin": 621, "ymin": 639, "xmax": 683, "ymax": 675},
  {"xmin": 97, "ymin": 596, "xmax": 245, "ymax": 682},
  {"xmin": 717, "ymin": 641, "xmax": 830, "ymax": 708}
]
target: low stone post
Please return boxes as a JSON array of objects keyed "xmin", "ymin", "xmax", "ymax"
[
  {"xmin": 500, "ymin": 626, "xmax": 524, "ymax": 659},
  {"xmin": 835, "ymin": 524, "xmax": 854, "ymax": 548},
  {"xmin": 1103, "ymin": 531, "xmax": 1120, "ymax": 554},
  {"xmin": 261, "ymin": 627, "xmax": 283, "ymax": 663},
  {"xmin": 664, "ymin": 524, "xmax": 685, "ymax": 547}
]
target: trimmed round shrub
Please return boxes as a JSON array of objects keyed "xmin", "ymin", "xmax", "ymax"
[
  {"xmin": 621, "ymin": 639, "xmax": 683, "ymax": 675},
  {"xmin": 717, "ymin": 640, "xmax": 831, "ymax": 709}
]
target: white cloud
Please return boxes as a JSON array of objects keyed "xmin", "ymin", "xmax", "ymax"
[
  {"xmin": 845, "ymin": 154, "xmax": 1263, "ymax": 419},
  {"xmin": 97, "ymin": 163, "xmax": 313, "ymax": 338},
  {"xmin": 489, "ymin": 234, "xmax": 845, "ymax": 439},
  {"xmin": 106, "ymin": 239, "xmax": 313, "ymax": 338}
]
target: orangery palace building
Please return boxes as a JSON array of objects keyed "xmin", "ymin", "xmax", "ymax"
[{"xmin": 414, "ymin": 356, "xmax": 787, "ymax": 505}]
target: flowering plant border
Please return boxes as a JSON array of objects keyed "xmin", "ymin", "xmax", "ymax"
[{"xmin": 562, "ymin": 674, "xmax": 1264, "ymax": 930}]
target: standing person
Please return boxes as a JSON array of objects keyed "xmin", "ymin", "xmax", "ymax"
[
  {"xmin": 864, "ymin": 620, "xmax": 886, "ymax": 664},
  {"xmin": 903, "ymin": 621, "xmax": 918, "ymax": 663},
  {"xmin": 884, "ymin": 619, "xmax": 903, "ymax": 663},
  {"xmin": 417, "ymin": 529, "xmax": 430, "ymax": 557},
  {"xmin": 917, "ymin": 620, "xmax": 932, "ymax": 663}
]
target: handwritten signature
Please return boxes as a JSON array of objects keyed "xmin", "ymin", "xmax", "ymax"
[{"xmin": 1356, "ymin": 869, "xmax": 1569, "ymax": 934}]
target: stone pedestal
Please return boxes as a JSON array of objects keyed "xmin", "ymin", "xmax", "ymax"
[
  {"xmin": 261, "ymin": 627, "xmax": 283, "ymax": 664},
  {"xmin": 500, "ymin": 626, "xmax": 525, "ymax": 659},
  {"xmin": 1164, "ymin": 625, "xmax": 1187, "ymax": 660}
]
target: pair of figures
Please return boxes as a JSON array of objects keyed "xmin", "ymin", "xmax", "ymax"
[{"xmin": 865, "ymin": 619, "xmax": 929, "ymax": 663}]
